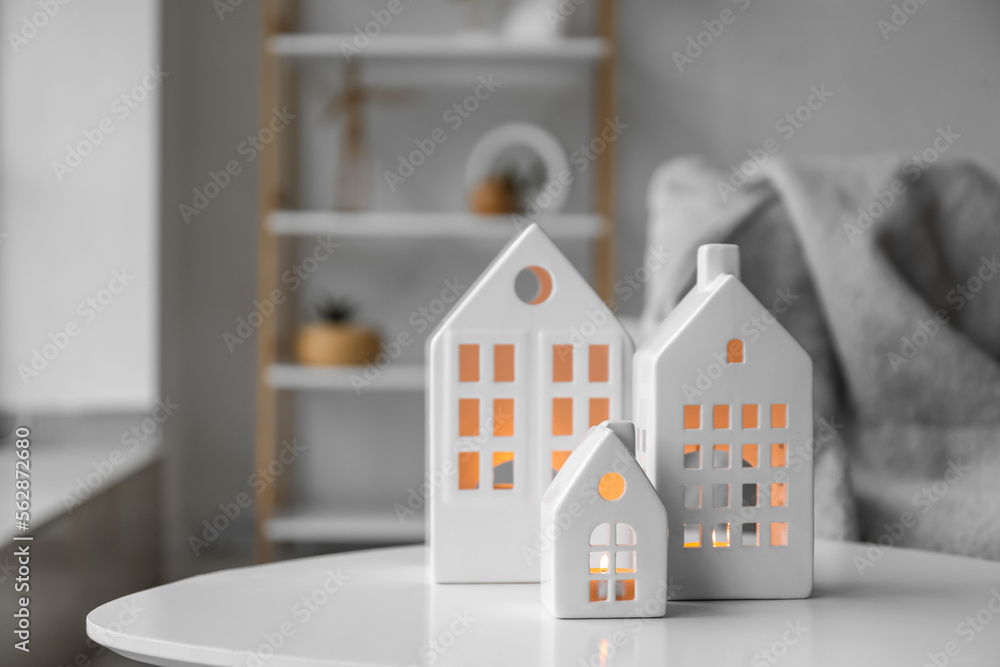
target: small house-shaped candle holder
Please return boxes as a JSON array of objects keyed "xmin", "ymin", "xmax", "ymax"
[
  {"xmin": 634, "ymin": 244, "xmax": 814, "ymax": 600},
  {"xmin": 428, "ymin": 224, "xmax": 634, "ymax": 583},
  {"xmin": 540, "ymin": 420, "xmax": 667, "ymax": 618}
]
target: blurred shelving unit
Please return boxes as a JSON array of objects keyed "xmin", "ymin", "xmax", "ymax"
[{"xmin": 255, "ymin": 0, "xmax": 619, "ymax": 560}]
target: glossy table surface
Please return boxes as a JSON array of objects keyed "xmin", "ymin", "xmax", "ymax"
[{"xmin": 88, "ymin": 541, "xmax": 1000, "ymax": 666}]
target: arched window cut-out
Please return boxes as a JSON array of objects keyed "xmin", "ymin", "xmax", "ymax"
[
  {"xmin": 590, "ymin": 523, "xmax": 610, "ymax": 546},
  {"xmin": 514, "ymin": 265, "xmax": 553, "ymax": 305},
  {"xmin": 728, "ymin": 339, "xmax": 744, "ymax": 363},
  {"xmin": 598, "ymin": 472, "xmax": 625, "ymax": 501},
  {"xmin": 616, "ymin": 523, "xmax": 636, "ymax": 545}
]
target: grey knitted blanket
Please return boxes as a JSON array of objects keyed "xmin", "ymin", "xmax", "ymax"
[{"xmin": 641, "ymin": 155, "xmax": 1000, "ymax": 559}]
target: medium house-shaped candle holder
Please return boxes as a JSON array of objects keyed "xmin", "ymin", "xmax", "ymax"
[
  {"xmin": 428, "ymin": 224, "xmax": 634, "ymax": 583},
  {"xmin": 540, "ymin": 420, "xmax": 668, "ymax": 618},
  {"xmin": 634, "ymin": 244, "xmax": 814, "ymax": 600}
]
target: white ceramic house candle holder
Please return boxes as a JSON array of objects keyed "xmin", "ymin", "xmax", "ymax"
[
  {"xmin": 634, "ymin": 244, "xmax": 814, "ymax": 600},
  {"xmin": 540, "ymin": 420, "xmax": 667, "ymax": 618},
  {"xmin": 428, "ymin": 224, "xmax": 634, "ymax": 583}
]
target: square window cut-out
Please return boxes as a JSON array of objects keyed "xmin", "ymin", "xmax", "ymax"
[
  {"xmin": 616, "ymin": 523, "xmax": 636, "ymax": 545},
  {"xmin": 713, "ymin": 444, "xmax": 730, "ymax": 468},
  {"xmin": 742, "ymin": 523, "xmax": 760, "ymax": 547},
  {"xmin": 553, "ymin": 345, "xmax": 573, "ymax": 382},
  {"xmin": 713, "ymin": 483, "xmax": 730, "ymax": 508},
  {"xmin": 615, "ymin": 580, "xmax": 635, "ymax": 601},
  {"xmin": 494, "ymin": 344, "xmax": 514, "ymax": 382},
  {"xmin": 458, "ymin": 452, "xmax": 479, "ymax": 490},
  {"xmin": 683, "ymin": 523, "xmax": 702, "ymax": 548},
  {"xmin": 771, "ymin": 404, "xmax": 788, "ymax": 428},
  {"xmin": 771, "ymin": 522, "xmax": 788, "ymax": 546},
  {"xmin": 743, "ymin": 444, "xmax": 759, "ymax": 468},
  {"xmin": 590, "ymin": 523, "xmax": 610, "ymax": 546},
  {"xmin": 492, "ymin": 452, "xmax": 514, "ymax": 490},
  {"xmin": 684, "ymin": 484, "xmax": 702, "ymax": 509},
  {"xmin": 459, "ymin": 344, "xmax": 479, "ymax": 382},
  {"xmin": 683, "ymin": 405, "xmax": 701, "ymax": 430},
  {"xmin": 589, "ymin": 397, "xmax": 610, "ymax": 427},
  {"xmin": 590, "ymin": 580, "xmax": 608, "ymax": 602},
  {"xmin": 771, "ymin": 482, "xmax": 788, "ymax": 507},
  {"xmin": 743, "ymin": 404, "xmax": 759, "ymax": 429},
  {"xmin": 683, "ymin": 445, "xmax": 701, "ymax": 469},
  {"xmin": 712, "ymin": 522, "xmax": 731, "ymax": 547},
  {"xmin": 742, "ymin": 483, "xmax": 758, "ymax": 508},
  {"xmin": 551, "ymin": 451, "xmax": 572, "ymax": 478},
  {"xmin": 458, "ymin": 398, "xmax": 479, "ymax": 437},
  {"xmin": 616, "ymin": 550, "xmax": 635, "ymax": 573},
  {"xmin": 552, "ymin": 398, "xmax": 573, "ymax": 436},
  {"xmin": 493, "ymin": 399, "xmax": 514, "ymax": 437},
  {"xmin": 714, "ymin": 405, "xmax": 730, "ymax": 429},
  {"xmin": 589, "ymin": 344, "xmax": 609, "ymax": 382},
  {"xmin": 771, "ymin": 443, "xmax": 788, "ymax": 468},
  {"xmin": 589, "ymin": 551, "xmax": 609, "ymax": 573}
]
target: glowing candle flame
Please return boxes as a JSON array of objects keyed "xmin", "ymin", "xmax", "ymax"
[{"xmin": 600, "ymin": 553, "xmax": 609, "ymax": 572}]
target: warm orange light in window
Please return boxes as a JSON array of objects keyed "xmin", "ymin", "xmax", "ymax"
[
  {"xmin": 742, "ymin": 444, "xmax": 758, "ymax": 468},
  {"xmin": 458, "ymin": 344, "xmax": 479, "ymax": 382},
  {"xmin": 615, "ymin": 579, "xmax": 635, "ymax": 601},
  {"xmin": 771, "ymin": 482, "xmax": 788, "ymax": 507},
  {"xmin": 743, "ymin": 404, "xmax": 759, "ymax": 429},
  {"xmin": 492, "ymin": 451, "xmax": 514, "ymax": 490},
  {"xmin": 771, "ymin": 443, "xmax": 787, "ymax": 468},
  {"xmin": 458, "ymin": 398, "xmax": 479, "ymax": 436},
  {"xmin": 713, "ymin": 404, "xmax": 730, "ymax": 429},
  {"xmin": 552, "ymin": 398, "xmax": 573, "ymax": 436},
  {"xmin": 589, "ymin": 397, "xmax": 610, "ymax": 427},
  {"xmin": 494, "ymin": 344, "xmax": 514, "ymax": 382},
  {"xmin": 771, "ymin": 403, "xmax": 788, "ymax": 428},
  {"xmin": 458, "ymin": 452, "xmax": 479, "ymax": 490},
  {"xmin": 727, "ymin": 339, "xmax": 744, "ymax": 363},
  {"xmin": 589, "ymin": 580, "xmax": 607, "ymax": 602},
  {"xmin": 589, "ymin": 344, "xmax": 609, "ymax": 382},
  {"xmin": 771, "ymin": 522, "xmax": 788, "ymax": 546},
  {"xmin": 551, "ymin": 450, "xmax": 572, "ymax": 476},
  {"xmin": 553, "ymin": 345, "xmax": 573, "ymax": 382},
  {"xmin": 712, "ymin": 522, "xmax": 731, "ymax": 547},
  {"xmin": 683, "ymin": 523, "xmax": 702, "ymax": 548},
  {"xmin": 493, "ymin": 399, "xmax": 514, "ymax": 436},
  {"xmin": 683, "ymin": 405, "xmax": 700, "ymax": 430}
]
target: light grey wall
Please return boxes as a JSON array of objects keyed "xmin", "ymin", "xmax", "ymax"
[
  {"xmin": 159, "ymin": 0, "xmax": 1000, "ymax": 572},
  {"xmin": 0, "ymin": 0, "xmax": 159, "ymax": 413}
]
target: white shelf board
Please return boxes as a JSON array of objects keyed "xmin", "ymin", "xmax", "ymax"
[
  {"xmin": 268, "ymin": 211, "xmax": 604, "ymax": 240},
  {"xmin": 267, "ymin": 363, "xmax": 425, "ymax": 392},
  {"xmin": 265, "ymin": 504, "xmax": 425, "ymax": 544},
  {"xmin": 269, "ymin": 33, "xmax": 608, "ymax": 62}
]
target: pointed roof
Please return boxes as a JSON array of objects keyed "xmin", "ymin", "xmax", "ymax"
[
  {"xmin": 636, "ymin": 244, "xmax": 808, "ymax": 367},
  {"xmin": 428, "ymin": 224, "xmax": 627, "ymax": 338},
  {"xmin": 543, "ymin": 421, "xmax": 663, "ymax": 512}
]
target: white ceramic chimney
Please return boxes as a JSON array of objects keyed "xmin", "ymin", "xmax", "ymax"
[{"xmin": 697, "ymin": 244, "xmax": 741, "ymax": 289}]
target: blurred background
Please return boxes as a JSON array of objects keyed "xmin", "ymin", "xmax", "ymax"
[{"xmin": 2, "ymin": 0, "xmax": 999, "ymax": 664}]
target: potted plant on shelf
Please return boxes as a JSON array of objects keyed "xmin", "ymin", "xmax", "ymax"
[{"xmin": 294, "ymin": 298, "xmax": 381, "ymax": 367}]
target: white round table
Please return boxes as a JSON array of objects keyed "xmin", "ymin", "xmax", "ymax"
[{"xmin": 88, "ymin": 541, "xmax": 1000, "ymax": 666}]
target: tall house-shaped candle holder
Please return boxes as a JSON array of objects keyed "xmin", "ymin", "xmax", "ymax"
[
  {"xmin": 428, "ymin": 224, "xmax": 634, "ymax": 583},
  {"xmin": 634, "ymin": 244, "xmax": 813, "ymax": 600}
]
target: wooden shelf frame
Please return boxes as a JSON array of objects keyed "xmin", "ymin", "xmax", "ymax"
[{"xmin": 255, "ymin": 0, "xmax": 618, "ymax": 562}]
